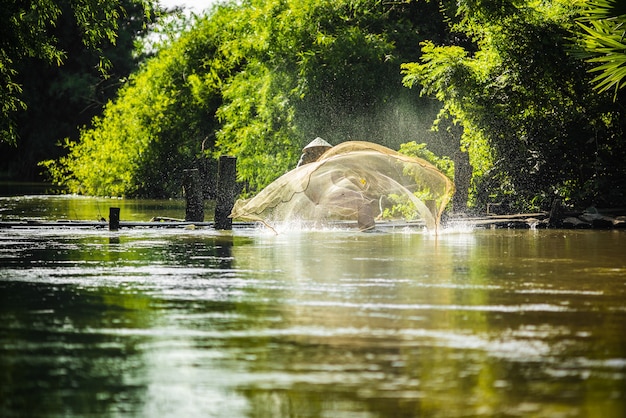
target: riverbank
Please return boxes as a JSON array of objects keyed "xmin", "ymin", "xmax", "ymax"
[
  {"xmin": 449, "ymin": 207, "xmax": 626, "ymax": 230},
  {"xmin": 0, "ymin": 181, "xmax": 64, "ymax": 196}
]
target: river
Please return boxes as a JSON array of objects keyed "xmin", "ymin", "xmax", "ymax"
[{"xmin": 0, "ymin": 194, "xmax": 625, "ymax": 417}]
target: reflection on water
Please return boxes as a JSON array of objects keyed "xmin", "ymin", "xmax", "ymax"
[
  {"xmin": 0, "ymin": 223, "xmax": 625, "ymax": 417},
  {"xmin": 0, "ymin": 194, "xmax": 214, "ymax": 221}
]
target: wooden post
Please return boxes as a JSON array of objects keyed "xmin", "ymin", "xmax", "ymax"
[
  {"xmin": 109, "ymin": 207, "xmax": 120, "ymax": 231},
  {"xmin": 549, "ymin": 198, "xmax": 563, "ymax": 228},
  {"xmin": 452, "ymin": 148, "xmax": 471, "ymax": 213},
  {"xmin": 183, "ymin": 169, "xmax": 204, "ymax": 222},
  {"xmin": 214, "ymin": 156, "xmax": 237, "ymax": 230},
  {"xmin": 198, "ymin": 157, "xmax": 218, "ymax": 200}
]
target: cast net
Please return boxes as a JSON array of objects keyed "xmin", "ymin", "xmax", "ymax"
[{"xmin": 230, "ymin": 141, "xmax": 455, "ymax": 231}]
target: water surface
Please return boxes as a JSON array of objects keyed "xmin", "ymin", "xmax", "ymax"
[
  {"xmin": 0, "ymin": 196, "xmax": 625, "ymax": 417},
  {"xmin": 0, "ymin": 194, "xmax": 201, "ymax": 221}
]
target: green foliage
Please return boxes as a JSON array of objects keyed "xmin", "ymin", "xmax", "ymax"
[
  {"xmin": 575, "ymin": 0, "xmax": 626, "ymax": 97},
  {"xmin": 1, "ymin": 0, "xmax": 159, "ymax": 181},
  {"xmin": 46, "ymin": 0, "xmax": 626, "ymax": 209},
  {"xmin": 0, "ymin": 0, "xmax": 156, "ymax": 146},
  {"xmin": 44, "ymin": 9, "xmax": 223, "ymax": 196},
  {"xmin": 211, "ymin": 0, "xmax": 451, "ymax": 195},
  {"xmin": 381, "ymin": 193, "xmax": 419, "ymax": 221},
  {"xmin": 215, "ymin": 64, "xmax": 301, "ymax": 192},
  {"xmin": 382, "ymin": 141, "xmax": 456, "ymax": 219},
  {"xmin": 398, "ymin": 141, "xmax": 454, "ymax": 181},
  {"xmin": 47, "ymin": 0, "xmax": 450, "ymax": 197},
  {"xmin": 402, "ymin": 0, "xmax": 626, "ymax": 210}
]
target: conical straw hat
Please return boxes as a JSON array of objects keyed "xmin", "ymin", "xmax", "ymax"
[{"xmin": 303, "ymin": 137, "xmax": 332, "ymax": 150}]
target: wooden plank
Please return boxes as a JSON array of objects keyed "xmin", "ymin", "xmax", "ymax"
[{"xmin": 0, "ymin": 220, "xmax": 259, "ymax": 229}]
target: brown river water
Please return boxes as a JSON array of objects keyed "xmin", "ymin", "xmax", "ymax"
[{"xmin": 0, "ymin": 194, "xmax": 625, "ymax": 417}]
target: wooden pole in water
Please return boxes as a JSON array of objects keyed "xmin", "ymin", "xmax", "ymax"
[
  {"xmin": 214, "ymin": 156, "xmax": 237, "ymax": 230},
  {"xmin": 109, "ymin": 207, "xmax": 120, "ymax": 231},
  {"xmin": 549, "ymin": 198, "xmax": 563, "ymax": 228},
  {"xmin": 183, "ymin": 169, "xmax": 204, "ymax": 222}
]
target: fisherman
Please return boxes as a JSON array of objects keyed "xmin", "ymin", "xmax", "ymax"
[
  {"xmin": 296, "ymin": 137, "xmax": 333, "ymax": 167},
  {"xmin": 294, "ymin": 137, "xmax": 376, "ymax": 230},
  {"xmin": 231, "ymin": 140, "xmax": 452, "ymax": 232}
]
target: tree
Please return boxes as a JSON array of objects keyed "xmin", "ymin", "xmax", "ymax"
[
  {"xmin": 211, "ymin": 0, "xmax": 451, "ymax": 194},
  {"xmin": 0, "ymin": 0, "xmax": 157, "ymax": 146},
  {"xmin": 0, "ymin": 0, "xmax": 160, "ymax": 181},
  {"xmin": 43, "ymin": 5, "xmax": 231, "ymax": 196},
  {"xmin": 402, "ymin": 0, "xmax": 626, "ymax": 210},
  {"xmin": 46, "ymin": 0, "xmax": 451, "ymax": 197}
]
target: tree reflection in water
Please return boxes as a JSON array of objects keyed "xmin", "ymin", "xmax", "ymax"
[{"xmin": 0, "ymin": 228, "xmax": 625, "ymax": 417}]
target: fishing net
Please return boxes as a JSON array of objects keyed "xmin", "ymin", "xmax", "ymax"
[{"xmin": 230, "ymin": 141, "xmax": 455, "ymax": 231}]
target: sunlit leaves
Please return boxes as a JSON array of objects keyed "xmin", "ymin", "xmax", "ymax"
[
  {"xmin": 44, "ymin": 12, "xmax": 220, "ymax": 196},
  {"xmin": 215, "ymin": 60, "xmax": 300, "ymax": 192},
  {"xmin": 402, "ymin": 42, "xmax": 470, "ymax": 100},
  {"xmin": 399, "ymin": 141, "xmax": 454, "ymax": 180},
  {"xmin": 576, "ymin": 0, "xmax": 626, "ymax": 96},
  {"xmin": 402, "ymin": 0, "xmax": 626, "ymax": 209},
  {"xmin": 183, "ymin": 0, "xmax": 447, "ymax": 195},
  {"xmin": 45, "ymin": 0, "xmax": 450, "ymax": 197}
]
